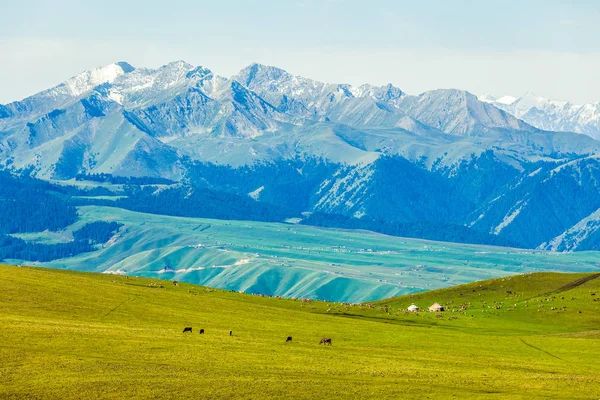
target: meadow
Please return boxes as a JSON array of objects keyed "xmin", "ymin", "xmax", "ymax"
[
  {"xmin": 1, "ymin": 264, "xmax": 599, "ymax": 399},
  {"xmin": 10, "ymin": 205, "xmax": 600, "ymax": 302}
]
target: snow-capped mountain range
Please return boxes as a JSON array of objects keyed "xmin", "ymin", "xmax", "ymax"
[
  {"xmin": 480, "ymin": 93, "xmax": 600, "ymax": 140},
  {"xmin": 2, "ymin": 61, "xmax": 600, "ymax": 252}
]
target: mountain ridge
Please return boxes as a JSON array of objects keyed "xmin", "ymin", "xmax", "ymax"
[
  {"xmin": 480, "ymin": 92, "xmax": 600, "ymax": 140},
  {"xmin": 2, "ymin": 61, "xmax": 600, "ymax": 251}
]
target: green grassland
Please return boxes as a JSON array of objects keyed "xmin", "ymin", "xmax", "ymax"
[
  {"xmin": 11, "ymin": 206, "xmax": 600, "ymax": 303},
  {"xmin": 1, "ymin": 265, "xmax": 599, "ymax": 399}
]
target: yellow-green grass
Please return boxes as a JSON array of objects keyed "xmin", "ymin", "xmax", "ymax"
[{"xmin": 0, "ymin": 265, "xmax": 599, "ymax": 399}]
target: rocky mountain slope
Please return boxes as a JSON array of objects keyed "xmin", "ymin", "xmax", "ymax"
[{"xmin": 2, "ymin": 61, "xmax": 600, "ymax": 251}]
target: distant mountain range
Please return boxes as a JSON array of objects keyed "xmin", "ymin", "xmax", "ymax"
[
  {"xmin": 2, "ymin": 61, "xmax": 600, "ymax": 252},
  {"xmin": 479, "ymin": 92, "xmax": 600, "ymax": 140}
]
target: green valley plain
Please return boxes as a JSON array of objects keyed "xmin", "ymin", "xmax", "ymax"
[{"xmin": 9, "ymin": 205, "xmax": 600, "ymax": 303}]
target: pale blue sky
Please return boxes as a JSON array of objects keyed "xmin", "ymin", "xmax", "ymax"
[{"xmin": 1, "ymin": 0, "xmax": 600, "ymax": 103}]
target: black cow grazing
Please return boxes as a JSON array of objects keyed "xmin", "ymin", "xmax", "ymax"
[
  {"xmin": 183, "ymin": 327, "xmax": 192, "ymax": 333},
  {"xmin": 229, "ymin": 330, "xmax": 232, "ymax": 336},
  {"xmin": 199, "ymin": 329, "xmax": 205, "ymax": 334},
  {"xmin": 319, "ymin": 338, "xmax": 332, "ymax": 345},
  {"xmin": 286, "ymin": 336, "xmax": 292, "ymax": 342}
]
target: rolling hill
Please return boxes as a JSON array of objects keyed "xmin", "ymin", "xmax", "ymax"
[
  {"xmin": 11, "ymin": 205, "xmax": 600, "ymax": 303},
  {"xmin": 1, "ymin": 265, "xmax": 599, "ymax": 399}
]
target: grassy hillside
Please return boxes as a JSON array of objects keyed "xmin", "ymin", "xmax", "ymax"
[
  {"xmin": 1, "ymin": 265, "xmax": 599, "ymax": 399},
  {"xmin": 10, "ymin": 206, "xmax": 600, "ymax": 302}
]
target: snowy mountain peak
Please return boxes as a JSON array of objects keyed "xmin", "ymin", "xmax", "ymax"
[
  {"xmin": 487, "ymin": 93, "xmax": 600, "ymax": 139},
  {"xmin": 495, "ymin": 95, "xmax": 517, "ymax": 105},
  {"xmin": 186, "ymin": 65, "xmax": 213, "ymax": 80},
  {"xmin": 95, "ymin": 61, "xmax": 201, "ymax": 108},
  {"xmin": 162, "ymin": 60, "xmax": 194, "ymax": 71},
  {"xmin": 518, "ymin": 92, "xmax": 571, "ymax": 108},
  {"xmin": 479, "ymin": 94, "xmax": 517, "ymax": 105},
  {"xmin": 63, "ymin": 62, "xmax": 135, "ymax": 98},
  {"xmin": 490, "ymin": 93, "xmax": 575, "ymax": 117},
  {"xmin": 477, "ymin": 93, "xmax": 497, "ymax": 103},
  {"xmin": 0, "ymin": 62, "xmax": 137, "ymax": 121},
  {"xmin": 238, "ymin": 63, "xmax": 291, "ymax": 86},
  {"xmin": 354, "ymin": 83, "xmax": 404, "ymax": 102}
]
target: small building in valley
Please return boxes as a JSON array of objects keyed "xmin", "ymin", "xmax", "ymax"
[
  {"xmin": 407, "ymin": 303, "xmax": 419, "ymax": 312},
  {"xmin": 428, "ymin": 302, "xmax": 444, "ymax": 312}
]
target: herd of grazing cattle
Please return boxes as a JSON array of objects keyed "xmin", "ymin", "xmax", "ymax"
[{"xmin": 182, "ymin": 327, "xmax": 331, "ymax": 345}]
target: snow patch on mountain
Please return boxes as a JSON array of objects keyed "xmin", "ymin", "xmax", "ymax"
[
  {"xmin": 100, "ymin": 61, "xmax": 201, "ymax": 109},
  {"xmin": 540, "ymin": 208, "xmax": 600, "ymax": 252},
  {"xmin": 66, "ymin": 62, "xmax": 133, "ymax": 97},
  {"xmin": 477, "ymin": 94, "xmax": 497, "ymax": 103},
  {"xmin": 248, "ymin": 186, "xmax": 264, "ymax": 200},
  {"xmin": 479, "ymin": 94, "xmax": 518, "ymax": 106},
  {"xmin": 493, "ymin": 200, "xmax": 527, "ymax": 235},
  {"xmin": 484, "ymin": 93, "xmax": 600, "ymax": 140},
  {"xmin": 0, "ymin": 62, "xmax": 134, "ymax": 125},
  {"xmin": 313, "ymin": 165, "xmax": 374, "ymax": 213},
  {"xmin": 496, "ymin": 95, "xmax": 518, "ymax": 105}
]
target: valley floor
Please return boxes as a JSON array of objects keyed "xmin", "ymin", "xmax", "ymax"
[
  {"xmin": 0, "ymin": 265, "xmax": 599, "ymax": 399},
  {"xmin": 13, "ymin": 205, "xmax": 600, "ymax": 303}
]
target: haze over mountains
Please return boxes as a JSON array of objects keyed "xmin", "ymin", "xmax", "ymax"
[{"xmin": 2, "ymin": 61, "xmax": 600, "ymax": 252}]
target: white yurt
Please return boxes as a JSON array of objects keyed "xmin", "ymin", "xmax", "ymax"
[{"xmin": 407, "ymin": 303, "xmax": 419, "ymax": 312}]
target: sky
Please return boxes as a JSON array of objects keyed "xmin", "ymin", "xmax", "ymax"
[{"xmin": 1, "ymin": 0, "xmax": 600, "ymax": 104}]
